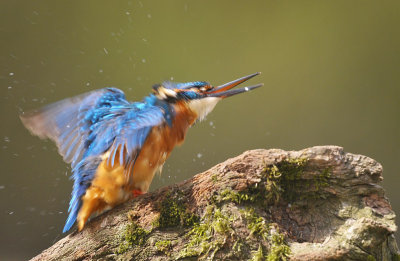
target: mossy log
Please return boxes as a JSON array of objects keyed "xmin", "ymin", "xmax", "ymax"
[{"xmin": 30, "ymin": 146, "xmax": 399, "ymax": 260}]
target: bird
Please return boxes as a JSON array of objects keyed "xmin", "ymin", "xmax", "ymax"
[{"xmin": 20, "ymin": 72, "xmax": 262, "ymax": 233}]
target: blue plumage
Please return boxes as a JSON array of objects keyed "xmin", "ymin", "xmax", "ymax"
[
  {"xmin": 21, "ymin": 88, "xmax": 171, "ymax": 232},
  {"xmin": 174, "ymin": 81, "xmax": 209, "ymax": 89},
  {"xmin": 64, "ymin": 156, "xmax": 102, "ymax": 232}
]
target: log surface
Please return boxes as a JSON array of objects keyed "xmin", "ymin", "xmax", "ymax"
[{"xmin": 31, "ymin": 146, "xmax": 399, "ymax": 260}]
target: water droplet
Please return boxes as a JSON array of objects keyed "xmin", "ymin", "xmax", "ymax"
[
  {"xmin": 126, "ymin": 11, "xmax": 130, "ymax": 15},
  {"xmin": 197, "ymin": 153, "xmax": 203, "ymax": 158},
  {"xmin": 142, "ymin": 58, "xmax": 146, "ymax": 63},
  {"xmin": 103, "ymin": 48, "xmax": 109, "ymax": 54},
  {"xmin": 245, "ymin": 87, "xmax": 249, "ymax": 91},
  {"xmin": 147, "ymin": 14, "xmax": 152, "ymax": 18},
  {"xmin": 9, "ymin": 72, "xmax": 14, "ymax": 76},
  {"xmin": 8, "ymin": 86, "xmax": 12, "ymax": 89},
  {"xmin": 4, "ymin": 136, "xmax": 10, "ymax": 142},
  {"xmin": 86, "ymin": 82, "xmax": 90, "ymax": 86},
  {"xmin": 99, "ymin": 69, "xmax": 103, "ymax": 73},
  {"xmin": 9, "ymin": 211, "xmax": 14, "ymax": 215},
  {"xmin": 0, "ymin": 185, "xmax": 5, "ymax": 190}
]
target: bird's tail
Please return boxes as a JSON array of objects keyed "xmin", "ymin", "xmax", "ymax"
[{"xmin": 63, "ymin": 156, "xmax": 102, "ymax": 233}]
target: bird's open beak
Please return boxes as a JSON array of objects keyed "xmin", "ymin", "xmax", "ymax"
[{"xmin": 207, "ymin": 72, "xmax": 263, "ymax": 98}]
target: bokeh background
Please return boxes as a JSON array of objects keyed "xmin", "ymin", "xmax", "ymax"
[{"xmin": 1, "ymin": 1, "xmax": 399, "ymax": 260}]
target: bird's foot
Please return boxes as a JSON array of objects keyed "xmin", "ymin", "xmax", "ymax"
[{"xmin": 132, "ymin": 189, "xmax": 144, "ymax": 197}]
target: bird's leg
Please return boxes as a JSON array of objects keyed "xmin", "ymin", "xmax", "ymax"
[{"xmin": 132, "ymin": 189, "xmax": 144, "ymax": 197}]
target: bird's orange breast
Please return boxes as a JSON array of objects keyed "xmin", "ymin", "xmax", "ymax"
[
  {"xmin": 76, "ymin": 102, "xmax": 197, "ymax": 231},
  {"xmin": 131, "ymin": 102, "xmax": 197, "ymax": 192}
]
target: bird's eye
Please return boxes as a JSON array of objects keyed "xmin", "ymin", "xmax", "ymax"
[{"xmin": 200, "ymin": 87, "xmax": 207, "ymax": 92}]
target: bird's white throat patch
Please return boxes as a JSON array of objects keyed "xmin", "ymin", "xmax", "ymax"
[{"xmin": 187, "ymin": 97, "xmax": 221, "ymax": 121}]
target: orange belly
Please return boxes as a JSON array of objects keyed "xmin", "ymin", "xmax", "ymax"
[
  {"xmin": 76, "ymin": 102, "xmax": 197, "ymax": 231},
  {"xmin": 77, "ymin": 159, "xmax": 129, "ymax": 230}
]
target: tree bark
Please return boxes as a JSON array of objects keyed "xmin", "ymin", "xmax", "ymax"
[{"xmin": 31, "ymin": 146, "xmax": 399, "ymax": 261}]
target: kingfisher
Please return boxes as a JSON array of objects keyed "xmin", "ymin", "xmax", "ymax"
[{"xmin": 20, "ymin": 72, "xmax": 262, "ymax": 233}]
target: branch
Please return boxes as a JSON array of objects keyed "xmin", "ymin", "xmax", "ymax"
[{"xmin": 30, "ymin": 146, "xmax": 400, "ymax": 260}]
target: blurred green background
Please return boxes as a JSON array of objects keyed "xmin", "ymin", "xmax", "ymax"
[{"xmin": 1, "ymin": 1, "xmax": 399, "ymax": 260}]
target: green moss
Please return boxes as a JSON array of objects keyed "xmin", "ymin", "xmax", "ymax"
[
  {"xmin": 179, "ymin": 205, "xmax": 234, "ymax": 259},
  {"xmin": 211, "ymin": 158, "xmax": 331, "ymax": 209},
  {"xmin": 300, "ymin": 167, "xmax": 331, "ymax": 201},
  {"xmin": 211, "ymin": 174, "xmax": 219, "ymax": 183},
  {"xmin": 262, "ymin": 158, "xmax": 331, "ymax": 204},
  {"xmin": 251, "ymin": 244, "xmax": 265, "ymax": 261},
  {"xmin": 155, "ymin": 240, "xmax": 172, "ymax": 254},
  {"xmin": 217, "ymin": 188, "xmax": 259, "ymax": 204},
  {"xmin": 153, "ymin": 190, "xmax": 199, "ymax": 228},
  {"xmin": 392, "ymin": 253, "xmax": 400, "ymax": 261},
  {"xmin": 241, "ymin": 207, "xmax": 269, "ymax": 240},
  {"xmin": 116, "ymin": 222, "xmax": 150, "ymax": 254},
  {"xmin": 263, "ymin": 158, "xmax": 308, "ymax": 203},
  {"xmin": 266, "ymin": 230, "xmax": 291, "ymax": 261},
  {"xmin": 241, "ymin": 207, "xmax": 291, "ymax": 261},
  {"xmin": 232, "ymin": 239, "xmax": 246, "ymax": 257},
  {"xmin": 211, "ymin": 159, "xmax": 310, "ymax": 207},
  {"xmin": 313, "ymin": 168, "xmax": 331, "ymax": 191},
  {"xmin": 366, "ymin": 255, "xmax": 376, "ymax": 261},
  {"xmin": 241, "ymin": 207, "xmax": 290, "ymax": 260}
]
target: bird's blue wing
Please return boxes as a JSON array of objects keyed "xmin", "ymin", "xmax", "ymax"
[
  {"xmin": 21, "ymin": 89, "xmax": 167, "ymax": 232},
  {"xmin": 106, "ymin": 103, "xmax": 166, "ymax": 169},
  {"xmin": 20, "ymin": 87, "xmax": 129, "ymax": 168},
  {"xmin": 64, "ymin": 97, "xmax": 166, "ymax": 232}
]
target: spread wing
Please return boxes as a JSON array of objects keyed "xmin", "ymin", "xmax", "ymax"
[
  {"xmin": 20, "ymin": 88, "xmax": 167, "ymax": 232},
  {"xmin": 20, "ymin": 88, "xmax": 128, "ymax": 167}
]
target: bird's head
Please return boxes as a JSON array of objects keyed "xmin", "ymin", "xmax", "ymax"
[{"xmin": 152, "ymin": 72, "xmax": 262, "ymax": 121}]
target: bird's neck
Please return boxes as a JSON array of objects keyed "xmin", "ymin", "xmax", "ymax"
[{"xmin": 168, "ymin": 101, "xmax": 198, "ymax": 145}]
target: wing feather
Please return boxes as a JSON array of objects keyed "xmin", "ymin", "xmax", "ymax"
[{"xmin": 21, "ymin": 89, "xmax": 167, "ymax": 232}]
